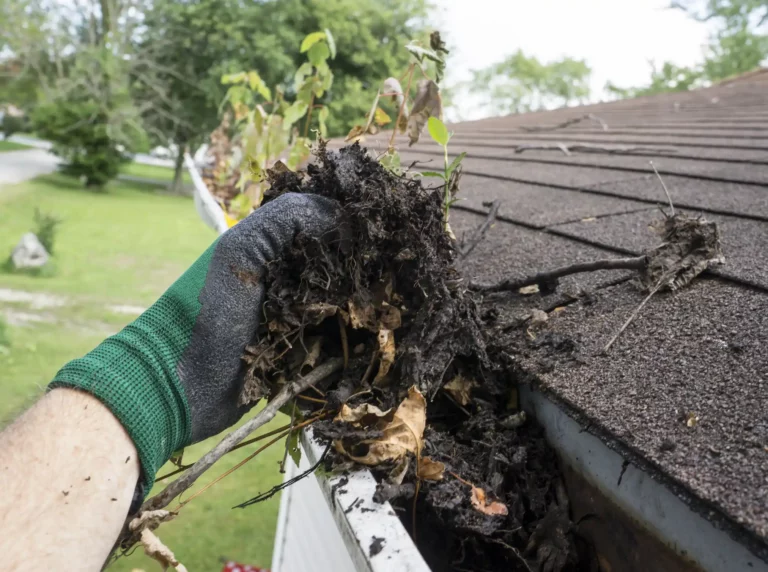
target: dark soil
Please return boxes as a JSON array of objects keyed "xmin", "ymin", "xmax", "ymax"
[{"xmin": 244, "ymin": 143, "xmax": 590, "ymax": 571}]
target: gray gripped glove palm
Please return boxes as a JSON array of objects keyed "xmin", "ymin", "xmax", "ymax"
[{"xmin": 50, "ymin": 192, "xmax": 341, "ymax": 495}]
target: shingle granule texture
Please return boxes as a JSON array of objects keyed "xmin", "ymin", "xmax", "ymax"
[{"xmin": 387, "ymin": 68, "xmax": 768, "ymax": 554}]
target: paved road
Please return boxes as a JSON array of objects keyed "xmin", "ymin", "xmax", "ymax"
[
  {"xmin": 0, "ymin": 148, "xmax": 59, "ymax": 186},
  {"xmin": 0, "ymin": 135, "xmax": 175, "ymax": 189}
]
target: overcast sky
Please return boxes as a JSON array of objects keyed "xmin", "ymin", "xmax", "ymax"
[{"xmin": 433, "ymin": 0, "xmax": 714, "ymax": 120}]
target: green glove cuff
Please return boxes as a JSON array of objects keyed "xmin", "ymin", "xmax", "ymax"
[{"xmin": 49, "ymin": 241, "xmax": 217, "ymax": 493}]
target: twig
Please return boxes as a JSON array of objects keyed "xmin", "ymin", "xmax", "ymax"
[
  {"xmin": 519, "ymin": 113, "xmax": 608, "ymax": 133},
  {"xmin": 650, "ymin": 161, "xmax": 675, "ymax": 216},
  {"xmin": 140, "ymin": 358, "xmax": 344, "ymax": 512},
  {"xmin": 514, "ymin": 143, "xmax": 672, "ymax": 157},
  {"xmin": 459, "ymin": 200, "xmax": 500, "ymax": 259},
  {"xmin": 279, "ymin": 402, "xmax": 297, "ymax": 474},
  {"xmin": 601, "ymin": 279, "xmax": 664, "ymax": 354},
  {"xmin": 233, "ymin": 442, "xmax": 333, "ymax": 509},
  {"xmin": 470, "ymin": 256, "xmax": 647, "ymax": 293},
  {"xmin": 338, "ymin": 312, "xmax": 349, "ymax": 369}
]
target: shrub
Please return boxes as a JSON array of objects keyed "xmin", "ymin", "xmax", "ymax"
[
  {"xmin": 33, "ymin": 208, "xmax": 62, "ymax": 255},
  {"xmin": 1, "ymin": 113, "xmax": 29, "ymax": 139},
  {"xmin": 32, "ymin": 100, "xmax": 132, "ymax": 189}
]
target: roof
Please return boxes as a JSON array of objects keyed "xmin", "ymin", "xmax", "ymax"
[{"xmin": 335, "ymin": 70, "xmax": 768, "ymax": 558}]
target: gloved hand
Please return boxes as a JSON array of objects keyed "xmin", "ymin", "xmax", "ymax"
[{"xmin": 50, "ymin": 193, "xmax": 341, "ymax": 496}]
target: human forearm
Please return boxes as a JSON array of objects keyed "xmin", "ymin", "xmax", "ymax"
[{"xmin": 0, "ymin": 388, "xmax": 139, "ymax": 570}]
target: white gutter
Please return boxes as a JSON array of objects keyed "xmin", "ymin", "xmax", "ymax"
[{"xmin": 185, "ymin": 152, "xmax": 229, "ymax": 235}]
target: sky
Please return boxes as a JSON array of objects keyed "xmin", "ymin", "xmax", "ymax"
[{"xmin": 433, "ymin": 0, "xmax": 714, "ymax": 120}]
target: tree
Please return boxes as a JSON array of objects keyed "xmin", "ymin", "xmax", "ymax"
[
  {"xmin": 607, "ymin": 0, "xmax": 767, "ymax": 98},
  {"xmin": 133, "ymin": 0, "xmax": 428, "ymax": 192},
  {"xmin": 468, "ymin": 50, "xmax": 591, "ymax": 115},
  {"xmin": 605, "ymin": 62, "xmax": 702, "ymax": 99}
]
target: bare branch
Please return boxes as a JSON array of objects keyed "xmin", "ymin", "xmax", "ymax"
[
  {"xmin": 649, "ymin": 161, "xmax": 675, "ymax": 216},
  {"xmin": 519, "ymin": 113, "xmax": 608, "ymax": 133},
  {"xmin": 513, "ymin": 143, "xmax": 675, "ymax": 157},
  {"xmin": 470, "ymin": 256, "xmax": 647, "ymax": 293},
  {"xmin": 459, "ymin": 200, "xmax": 500, "ymax": 259},
  {"xmin": 140, "ymin": 358, "xmax": 343, "ymax": 513},
  {"xmin": 602, "ymin": 279, "xmax": 663, "ymax": 353}
]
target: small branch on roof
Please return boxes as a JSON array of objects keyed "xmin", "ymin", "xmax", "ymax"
[
  {"xmin": 519, "ymin": 113, "xmax": 608, "ymax": 133},
  {"xmin": 649, "ymin": 161, "xmax": 676, "ymax": 216},
  {"xmin": 459, "ymin": 200, "xmax": 501, "ymax": 259},
  {"xmin": 601, "ymin": 279, "xmax": 664, "ymax": 354},
  {"xmin": 513, "ymin": 143, "xmax": 674, "ymax": 157},
  {"xmin": 469, "ymin": 256, "xmax": 647, "ymax": 293}
]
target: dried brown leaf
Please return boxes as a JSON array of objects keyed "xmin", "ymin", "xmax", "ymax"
[
  {"xmin": 407, "ymin": 79, "xmax": 441, "ymax": 146},
  {"xmin": 417, "ymin": 456, "xmax": 445, "ymax": 481},
  {"xmin": 304, "ymin": 302, "xmax": 339, "ymax": 325},
  {"xmin": 379, "ymin": 302, "xmax": 402, "ymax": 330},
  {"xmin": 374, "ymin": 328, "xmax": 396, "ymax": 384},
  {"xmin": 346, "ymin": 124, "xmax": 366, "ymax": 141},
  {"xmin": 443, "ymin": 374, "xmax": 476, "ymax": 406},
  {"xmin": 642, "ymin": 214, "xmax": 725, "ymax": 291},
  {"xmin": 470, "ymin": 485, "xmax": 508, "ymax": 516},
  {"xmin": 348, "ymin": 297, "xmax": 378, "ymax": 332},
  {"xmin": 335, "ymin": 402, "xmax": 393, "ymax": 425},
  {"xmin": 138, "ymin": 529, "xmax": 188, "ymax": 572},
  {"xmin": 336, "ymin": 386, "xmax": 426, "ymax": 466},
  {"xmin": 519, "ymin": 284, "xmax": 540, "ymax": 295},
  {"xmin": 300, "ymin": 337, "xmax": 323, "ymax": 373}
]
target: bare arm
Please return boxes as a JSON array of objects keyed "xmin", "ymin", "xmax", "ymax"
[{"xmin": 0, "ymin": 388, "xmax": 139, "ymax": 570}]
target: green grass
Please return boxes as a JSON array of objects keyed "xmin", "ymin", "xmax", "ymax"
[
  {"xmin": 0, "ymin": 172, "xmax": 215, "ymax": 306},
  {"xmin": 119, "ymin": 161, "xmax": 193, "ymax": 185},
  {"xmin": 0, "ymin": 173, "xmax": 282, "ymax": 570},
  {"xmin": 0, "ymin": 140, "xmax": 33, "ymax": 152}
]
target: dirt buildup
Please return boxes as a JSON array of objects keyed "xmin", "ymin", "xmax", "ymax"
[{"xmin": 242, "ymin": 143, "xmax": 588, "ymax": 571}]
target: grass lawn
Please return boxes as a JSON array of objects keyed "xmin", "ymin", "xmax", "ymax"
[
  {"xmin": 119, "ymin": 161, "xmax": 193, "ymax": 185},
  {"xmin": 0, "ymin": 139, "xmax": 33, "ymax": 152},
  {"xmin": 0, "ymin": 173, "xmax": 283, "ymax": 570},
  {"xmin": 0, "ymin": 173, "xmax": 214, "ymax": 306}
]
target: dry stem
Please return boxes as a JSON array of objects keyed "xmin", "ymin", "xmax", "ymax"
[
  {"xmin": 460, "ymin": 200, "xmax": 500, "ymax": 259},
  {"xmin": 519, "ymin": 113, "xmax": 608, "ymax": 133},
  {"xmin": 141, "ymin": 357, "xmax": 343, "ymax": 512},
  {"xmin": 650, "ymin": 161, "xmax": 676, "ymax": 216},
  {"xmin": 514, "ymin": 143, "xmax": 670, "ymax": 157},
  {"xmin": 470, "ymin": 256, "xmax": 647, "ymax": 293}
]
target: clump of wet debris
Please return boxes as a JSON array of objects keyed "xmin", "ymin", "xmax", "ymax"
[{"xmin": 239, "ymin": 142, "xmax": 589, "ymax": 571}]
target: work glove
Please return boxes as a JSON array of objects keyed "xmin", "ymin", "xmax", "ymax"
[{"xmin": 50, "ymin": 193, "xmax": 341, "ymax": 497}]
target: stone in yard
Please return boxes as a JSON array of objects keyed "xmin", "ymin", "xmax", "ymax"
[{"xmin": 11, "ymin": 232, "xmax": 49, "ymax": 269}]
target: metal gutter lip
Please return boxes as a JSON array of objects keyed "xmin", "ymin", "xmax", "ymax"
[{"xmin": 520, "ymin": 383, "xmax": 768, "ymax": 572}]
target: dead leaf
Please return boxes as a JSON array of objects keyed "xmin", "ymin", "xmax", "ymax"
[
  {"xmin": 389, "ymin": 457, "xmax": 410, "ymax": 485},
  {"xmin": 138, "ymin": 529, "xmax": 188, "ymax": 572},
  {"xmin": 335, "ymin": 402, "xmax": 393, "ymax": 425},
  {"xmin": 346, "ymin": 124, "xmax": 366, "ymax": 141},
  {"xmin": 381, "ymin": 77, "xmax": 405, "ymax": 109},
  {"xmin": 519, "ymin": 284, "xmax": 540, "ymax": 295},
  {"xmin": 304, "ymin": 303, "xmax": 339, "ymax": 325},
  {"xmin": 407, "ymin": 79, "xmax": 441, "ymax": 146},
  {"xmin": 374, "ymin": 328, "xmax": 396, "ymax": 384},
  {"xmin": 417, "ymin": 456, "xmax": 445, "ymax": 481},
  {"xmin": 348, "ymin": 297, "xmax": 378, "ymax": 332},
  {"xmin": 379, "ymin": 302, "xmax": 402, "ymax": 330},
  {"xmin": 374, "ymin": 107, "xmax": 392, "ymax": 126},
  {"xmin": 470, "ymin": 486, "xmax": 508, "ymax": 516},
  {"xmin": 335, "ymin": 386, "xmax": 426, "ymax": 466},
  {"xmin": 443, "ymin": 374, "xmax": 476, "ymax": 406},
  {"xmin": 300, "ymin": 337, "xmax": 323, "ymax": 374},
  {"xmin": 642, "ymin": 214, "xmax": 725, "ymax": 291},
  {"xmin": 686, "ymin": 412, "xmax": 699, "ymax": 427}
]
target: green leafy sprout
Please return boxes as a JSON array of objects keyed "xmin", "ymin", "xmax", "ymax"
[
  {"xmin": 421, "ymin": 116, "xmax": 466, "ymax": 233},
  {"xmin": 218, "ymin": 29, "xmax": 336, "ymax": 220}
]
